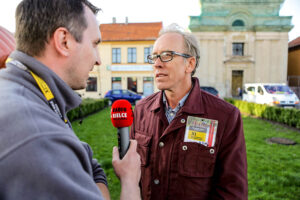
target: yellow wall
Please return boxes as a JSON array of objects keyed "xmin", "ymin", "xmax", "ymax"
[
  {"xmin": 288, "ymin": 48, "xmax": 300, "ymax": 76},
  {"xmin": 78, "ymin": 40, "xmax": 156, "ymax": 99},
  {"xmin": 107, "ymin": 41, "xmax": 154, "ymax": 64}
]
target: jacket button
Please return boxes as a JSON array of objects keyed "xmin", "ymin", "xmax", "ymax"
[
  {"xmin": 154, "ymin": 179, "xmax": 160, "ymax": 185},
  {"xmin": 159, "ymin": 142, "xmax": 164, "ymax": 148},
  {"xmin": 210, "ymin": 149, "xmax": 215, "ymax": 154},
  {"xmin": 182, "ymin": 145, "xmax": 188, "ymax": 151},
  {"xmin": 181, "ymin": 119, "xmax": 186, "ymax": 123}
]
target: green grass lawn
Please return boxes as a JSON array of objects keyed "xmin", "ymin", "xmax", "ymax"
[{"xmin": 72, "ymin": 107, "xmax": 300, "ymax": 200}]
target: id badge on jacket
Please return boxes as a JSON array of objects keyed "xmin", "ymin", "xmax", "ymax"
[{"xmin": 184, "ymin": 116, "xmax": 218, "ymax": 147}]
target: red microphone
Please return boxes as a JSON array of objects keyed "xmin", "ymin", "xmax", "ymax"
[{"xmin": 111, "ymin": 99, "xmax": 133, "ymax": 159}]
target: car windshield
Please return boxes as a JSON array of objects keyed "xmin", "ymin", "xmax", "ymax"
[
  {"xmin": 201, "ymin": 87, "xmax": 217, "ymax": 93},
  {"xmin": 208, "ymin": 88, "xmax": 217, "ymax": 93},
  {"xmin": 264, "ymin": 85, "xmax": 293, "ymax": 94},
  {"xmin": 112, "ymin": 90, "xmax": 121, "ymax": 95},
  {"xmin": 128, "ymin": 90, "xmax": 138, "ymax": 95}
]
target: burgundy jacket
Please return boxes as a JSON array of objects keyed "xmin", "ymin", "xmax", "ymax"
[{"xmin": 131, "ymin": 78, "xmax": 248, "ymax": 200}]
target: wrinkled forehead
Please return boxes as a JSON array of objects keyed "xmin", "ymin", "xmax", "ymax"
[{"xmin": 153, "ymin": 32, "xmax": 185, "ymax": 54}]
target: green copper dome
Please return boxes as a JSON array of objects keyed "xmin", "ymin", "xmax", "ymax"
[{"xmin": 189, "ymin": 0, "xmax": 293, "ymax": 32}]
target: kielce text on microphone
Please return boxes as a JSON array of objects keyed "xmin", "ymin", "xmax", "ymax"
[{"xmin": 111, "ymin": 112, "xmax": 127, "ymax": 119}]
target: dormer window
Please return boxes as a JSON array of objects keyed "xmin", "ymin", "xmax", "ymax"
[{"xmin": 232, "ymin": 19, "xmax": 245, "ymax": 27}]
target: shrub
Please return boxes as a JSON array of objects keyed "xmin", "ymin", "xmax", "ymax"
[
  {"xmin": 67, "ymin": 98, "xmax": 109, "ymax": 122},
  {"xmin": 224, "ymin": 98, "xmax": 300, "ymax": 129}
]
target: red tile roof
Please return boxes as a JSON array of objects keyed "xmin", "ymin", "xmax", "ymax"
[
  {"xmin": 0, "ymin": 26, "xmax": 15, "ymax": 68},
  {"xmin": 100, "ymin": 22, "xmax": 162, "ymax": 41},
  {"xmin": 289, "ymin": 36, "xmax": 300, "ymax": 49}
]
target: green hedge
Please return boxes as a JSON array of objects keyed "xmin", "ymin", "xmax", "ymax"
[
  {"xmin": 224, "ymin": 98, "xmax": 300, "ymax": 128},
  {"xmin": 67, "ymin": 98, "xmax": 109, "ymax": 122}
]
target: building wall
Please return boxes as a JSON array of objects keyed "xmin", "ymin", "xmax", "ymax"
[
  {"xmin": 78, "ymin": 30, "xmax": 290, "ymax": 99},
  {"xmin": 194, "ymin": 31, "xmax": 289, "ymax": 97},
  {"xmin": 254, "ymin": 32, "xmax": 289, "ymax": 83},
  {"xmin": 287, "ymin": 47, "xmax": 300, "ymax": 87},
  {"xmin": 190, "ymin": 0, "xmax": 292, "ymax": 98},
  {"xmin": 78, "ymin": 40, "xmax": 157, "ymax": 98},
  {"xmin": 288, "ymin": 48, "xmax": 300, "ymax": 76}
]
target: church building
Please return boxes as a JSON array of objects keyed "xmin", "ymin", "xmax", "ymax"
[{"xmin": 189, "ymin": 0, "xmax": 293, "ymax": 97}]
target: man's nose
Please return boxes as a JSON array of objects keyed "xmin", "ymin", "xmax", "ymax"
[
  {"xmin": 95, "ymin": 52, "xmax": 101, "ymax": 66},
  {"xmin": 153, "ymin": 56, "xmax": 163, "ymax": 68}
]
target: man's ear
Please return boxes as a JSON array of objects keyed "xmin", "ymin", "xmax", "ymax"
[
  {"xmin": 52, "ymin": 27, "xmax": 73, "ymax": 57},
  {"xmin": 185, "ymin": 56, "xmax": 196, "ymax": 74}
]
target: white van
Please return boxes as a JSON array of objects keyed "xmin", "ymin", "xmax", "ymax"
[{"xmin": 242, "ymin": 83, "xmax": 299, "ymax": 108}]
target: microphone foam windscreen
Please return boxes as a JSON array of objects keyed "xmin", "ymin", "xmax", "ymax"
[{"xmin": 111, "ymin": 99, "xmax": 133, "ymax": 128}]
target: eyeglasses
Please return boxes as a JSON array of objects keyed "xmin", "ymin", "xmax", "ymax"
[{"xmin": 147, "ymin": 51, "xmax": 192, "ymax": 64}]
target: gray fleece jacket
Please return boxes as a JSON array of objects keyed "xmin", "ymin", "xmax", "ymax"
[{"xmin": 0, "ymin": 51, "xmax": 106, "ymax": 200}]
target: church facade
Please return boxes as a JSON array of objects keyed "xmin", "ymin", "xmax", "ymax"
[{"xmin": 189, "ymin": 0, "xmax": 293, "ymax": 97}]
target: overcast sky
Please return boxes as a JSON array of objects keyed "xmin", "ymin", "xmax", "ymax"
[{"xmin": 0, "ymin": 0, "xmax": 299, "ymax": 41}]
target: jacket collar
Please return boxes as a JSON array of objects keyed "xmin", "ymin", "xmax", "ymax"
[
  {"xmin": 150, "ymin": 77, "xmax": 206, "ymax": 115},
  {"xmin": 150, "ymin": 91, "xmax": 163, "ymax": 112},
  {"xmin": 181, "ymin": 77, "xmax": 206, "ymax": 115}
]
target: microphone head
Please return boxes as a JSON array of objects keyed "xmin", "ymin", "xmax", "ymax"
[{"xmin": 111, "ymin": 99, "xmax": 133, "ymax": 128}]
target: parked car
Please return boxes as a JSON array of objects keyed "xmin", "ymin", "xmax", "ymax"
[
  {"xmin": 104, "ymin": 89, "xmax": 144, "ymax": 105},
  {"xmin": 243, "ymin": 83, "xmax": 299, "ymax": 108},
  {"xmin": 200, "ymin": 86, "xmax": 219, "ymax": 97}
]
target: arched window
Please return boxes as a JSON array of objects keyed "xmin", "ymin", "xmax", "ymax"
[{"xmin": 232, "ymin": 19, "xmax": 245, "ymax": 27}]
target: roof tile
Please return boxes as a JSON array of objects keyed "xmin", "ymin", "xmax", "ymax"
[
  {"xmin": 100, "ymin": 22, "xmax": 162, "ymax": 41},
  {"xmin": 289, "ymin": 36, "xmax": 300, "ymax": 49}
]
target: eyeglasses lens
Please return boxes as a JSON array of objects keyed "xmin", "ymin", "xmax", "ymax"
[
  {"xmin": 160, "ymin": 52, "xmax": 173, "ymax": 62},
  {"xmin": 148, "ymin": 52, "xmax": 174, "ymax": 64}
]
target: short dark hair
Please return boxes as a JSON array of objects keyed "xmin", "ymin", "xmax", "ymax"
[{"xmin": 15, "ymin": 0, "xmax": 100, "ymax": 56}]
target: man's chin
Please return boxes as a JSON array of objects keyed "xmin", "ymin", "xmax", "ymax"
[
  {"xmin": 157, "ymin": 84, "xmax": 167, "ymax": 91},
  {"xmin": 71, "ymin": 84, "xmax": 86, "ymax": 91}
]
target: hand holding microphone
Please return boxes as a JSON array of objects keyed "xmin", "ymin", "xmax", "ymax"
[
  {"xmin": 110, "ymin": 99, "xmax": 133, "ymax": 159},
  {"xmin": 111, "ymin": 100, "xmax": 142, "ymax": 199}
]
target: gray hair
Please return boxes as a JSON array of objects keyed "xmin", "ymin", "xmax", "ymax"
[
  {"xmin": 159, "ymin": 23, "xmax": 200, "ymax": 76},
  {"xmin": 15, "ymin": 0, "xmax": 100, "ymax": 57}
]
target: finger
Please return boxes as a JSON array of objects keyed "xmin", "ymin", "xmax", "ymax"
[
  {"xmin": 112, "ymin": 146, "xmax": 119, "ymax": 162},
  {"xmin": 129, "ymin": 139, "xmax": 137, "ymax": 152}
]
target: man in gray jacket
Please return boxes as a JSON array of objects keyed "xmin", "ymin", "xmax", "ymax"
[{"xmin": 0, "ymin": 0, "xmax": 141, "ymax": 200}]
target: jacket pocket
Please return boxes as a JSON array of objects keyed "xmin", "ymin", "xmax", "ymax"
[
  {"xmin": 135, "ymin": 131, "xmax": 152, "ymax": 167},
  {"xmin": 178, "ymin": 142, "xmax": 216, "ymax": 177}
]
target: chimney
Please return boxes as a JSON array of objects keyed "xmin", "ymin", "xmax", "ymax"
[
  {"xmin": 112, "ymin": 17, "xmax": 116, "ymax": 23},
  {"xmin": 125, "ymin": 17, "xmax": 128, "ymax": 24}
]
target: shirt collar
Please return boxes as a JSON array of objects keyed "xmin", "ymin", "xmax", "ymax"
[
  {"xmin": 162, "ymin": 85, "xmax": 192, "ymax": 112},
  {"xmin": 150, "ymin": 77, "xmax": 206, "ymax": 115}
]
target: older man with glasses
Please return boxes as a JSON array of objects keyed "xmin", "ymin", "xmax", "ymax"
[{"xmin": 130, "ymin": 24, "xmax": 248, "ymax": 200}]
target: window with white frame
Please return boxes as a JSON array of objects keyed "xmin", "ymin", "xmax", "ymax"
[
  {"xmin": 144, "ymin": 47, "xmax": 152, "ymax": 63},
  {"xmin": 112, "ymin": 48, "xmax": 121, "ymax": 63},
  {"xmin": 128, "ymin": 48, "xmax": 136, "ymax": 63}
]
